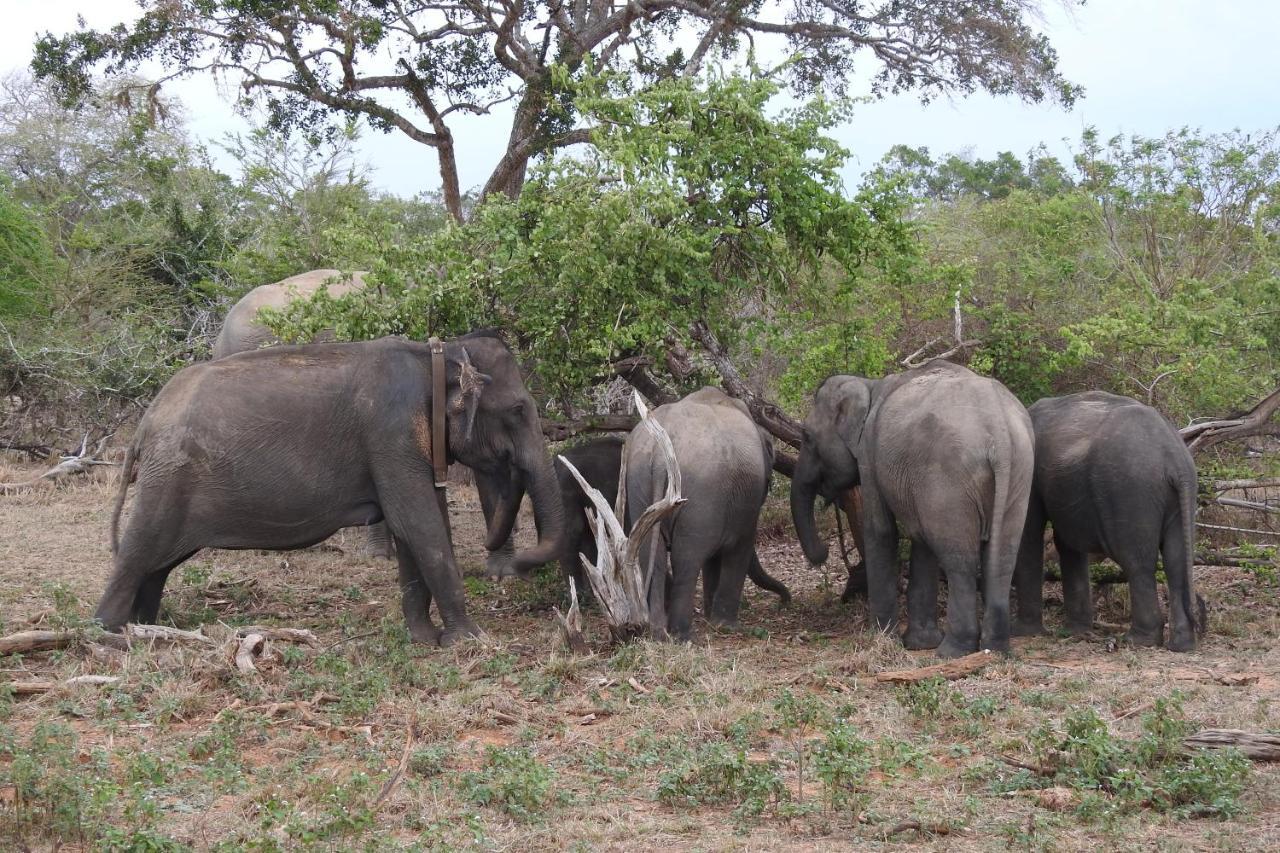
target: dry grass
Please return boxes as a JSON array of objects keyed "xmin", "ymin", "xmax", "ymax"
[{"xmin": 0, "ymin": 460, "xmax": 1279, "ymax": 850}]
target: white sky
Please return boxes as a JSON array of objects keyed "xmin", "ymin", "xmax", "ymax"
[{"xmin": 4, "ymin": 1, "xmax": 1278, "ymax": 197}]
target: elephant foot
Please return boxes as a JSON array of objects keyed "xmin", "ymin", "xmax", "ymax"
[
  {"xmin": 485, "ymin": 550, "xmax": 518, "ymax": 579},
  {"xmin": 360, "ymin": 544, "xmax": 395, "ymax": 560},
  {"xmin": 439, "ymin": 620, "xmax": 484, "ymax": 647},
  {"xmin": 707, "ymin": 617, "xmax": 743, "ymax": 634},
  {"xmin": 1124, "ymin": 626, "xmax": 1163, "ymax": 648},
  {"xmin": 935, "ymin": 635, "xmax": 979, "ymax": 659},
  {"xmin": 1012, "ymin": 619, "xmax": 1046, "ymax": 637},
  {"xmin": 902, "ymin": 624, "xmax": 944, "ymax": 650},
  {"xmin": 407, "ymin": 620, "xmax": 441, "ymax": 646},
  {"xmin": 841, "ymin": 565, "xmax": 868, "ymax": 603},
  {"xmin": 1063, "ymin": 619, "xmax": 1093, "ymax": 637},
  {"xmin": 1166, "ymin": 630, "xmax": 1196, "ymax": 653}
]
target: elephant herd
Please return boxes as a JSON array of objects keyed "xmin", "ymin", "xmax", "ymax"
[{"xmin": 94, "ymin": 272, "xmax": 1201, "ymax": 657}]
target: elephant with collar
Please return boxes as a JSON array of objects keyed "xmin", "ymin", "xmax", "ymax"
[
  {"xmin": 791, "ymin": 361, "xmax": 1035, "ymax": 658},
  {"xmin": 97, "ymin": 332, "xmax": 564, "ymax": 646}
]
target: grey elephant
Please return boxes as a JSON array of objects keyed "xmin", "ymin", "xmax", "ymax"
[
  {"xmin": 1013, "ymin": 391, "xmax": 1199, "ymax": 651},
  {"xmin": 791, "ymin": 361, "xmax": 1035, "ymax": 657},
  {"xmin": 557, "ymin": 434, "xmax": 791, "ymax": 606},
  {"xmin": 97, "ymin": 332, "xmax": 564, "ymax": 647},
  {"xmin": 625, "ymin": 387, "xmax": 777, "ymax": 641},
  {"xmin": 211, "ymin": 268, "xmax": 367, "ymax": 359}
]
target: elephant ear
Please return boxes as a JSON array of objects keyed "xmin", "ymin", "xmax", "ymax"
[
  {"xmin": 447, "ymin": 347, "xmax": 492, "ymax": 444},
  {"xmin": 831, "ymin": 377, "xmax": 874, "ymax": 456}
]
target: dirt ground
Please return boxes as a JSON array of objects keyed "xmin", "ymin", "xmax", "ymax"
[{"xmin": 1, "ymin": 457, "xmax": 1279, "ymax": 851}]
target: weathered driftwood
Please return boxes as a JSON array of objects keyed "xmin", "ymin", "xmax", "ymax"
[
  {"xmin": 1214, "ymin": 477, "xmax": 1280, "ymax": 492},
  {"xmin": 552, "ymin": 578, "xmax": 591, "ymax": 655},
  {"xmin": 874, "ymin": 651, "xmax": 994, "ymax": 684},
  {"xmin": 0, "ymin": 434, "xmax": 116, "ymax": 493},
  {"xmin": 233, "ymin": 633, "xmax": 266, "ymax": 675},
  {"xmin": 557, "ymin": 392, "xmax": 685, "ymax": 642},
  {"xmin": 1184, "ymin": 729, "xmax": 1280, "ymax": 761},
  {"xmin": 232, "ymin": 626, "xmax": 319, "ymax": 646},
  {"xmin": 1181, "ymin": 385, "xmax": 1280, "ymax": 452},
  {"xmin": 124, "ymin": 623, "xmax": 217, "ymax": 645},
  {"xmin": 6, "ymin": 675, "xmax": 121, "ymax": 695},
  {"xmin": 0, "ymin": 629, "xmax": 78, "ymax": 655}
]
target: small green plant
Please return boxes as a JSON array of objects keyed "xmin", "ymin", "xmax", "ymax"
[
  {"xmin": 811, "ymin": 722, "xmax": 873, "ymax": 817},
  {"xmin": 1015, "ymin": 695, "xmax": 1251, "ymax": 819},
  {"xmin": 409, "ymin": 744, "xmax": 452, "ymax": 778},
  {"xmin": 656, "ymin": 741, "xmax": 788, "ymax": 821},
  {"xmin": 773, "ymin": 689, "xmax": 824, "ymax": 800},
  {"xmin": 459, "ymin": 746, "xmax": 555, "ymax": 821}
]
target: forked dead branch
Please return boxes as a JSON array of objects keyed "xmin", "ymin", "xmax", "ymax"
[{"xmin": 556, "ymin": 392, "xmax": 685, "ymax": 644}]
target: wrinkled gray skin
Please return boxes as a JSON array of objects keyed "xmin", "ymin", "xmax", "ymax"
[
  {"xmin": 625, "ymin": 387, "xmax": 777, "ymax": 641},
  {"xmin": 557, "ymin": 435, "xmax": 790, "ymax": 607},
  {"xmin": 1013, "ymin": 391, "xmax": 1199, "ymax": 651},
  {"xmin": 97, "ymin": 334, "xmax": 564, "ymax": 647},
  {"xmin": 210, "ymin": 269, "xmax": 519, "ymax": 571},
  {"xmin": 791, "ymin": 362, "xmax": 1035, "ymax": 658}
]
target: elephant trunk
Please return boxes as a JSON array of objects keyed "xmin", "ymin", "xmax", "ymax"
[
  {"xmin": 790, "ymin": 441, "xmax": 830, "ymax": 566},
  {"xmin": 483, "ymin": 468, "xmax": 523, "ymax": 552},
  {"xmin": 509, "ymin": 442, "xmax": 565, "ymax": 575}
]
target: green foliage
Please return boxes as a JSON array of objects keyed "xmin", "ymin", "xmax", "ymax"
[
  {"xmin": 656, "ymin": 741, "xmax": 788, "ymax": 820},
  {"xmin": 810, "ymin": 722, "xmax": 874, "ymax": 816},
  {"xmin": 459, "ymin": 746, "xmax": 556, "ymax": 821},
  {"xmin": 1019, "ymin": 695, "xmax": 1252, "ymax": 819}
]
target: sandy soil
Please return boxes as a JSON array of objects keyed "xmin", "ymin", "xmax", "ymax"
[{"xmin": 0, "ymin": 457, "xmax": 1278, "ymax": 851}]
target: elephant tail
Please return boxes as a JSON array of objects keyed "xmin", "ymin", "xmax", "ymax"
[{"xmin": 110, "ymin": 440, "xmax": 139, "ymax": 556}]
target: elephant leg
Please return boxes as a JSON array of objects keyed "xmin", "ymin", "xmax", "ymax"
[
  {"xmin": 395, "ymin": 535, "xmax": 440, "ymax": 646},
  {"xmin": 979, "ymin": 500, "xmax": 1025, "ymax": 655},
  {"xmin": 701, "ymin": 559, "xmax": 721, "ymax": 620},
  {"xmin": 379, "ymin": 476, "xmax": 479, "ymax": 647},
  {"xmin": 643, "ymin": 536, "xmax": 670, "ymax": 641},
  {"xmin": 860, "ymin": 495, "xmax": 901, "ymax": 638},
  {"xmin": 1012, "ymin": 499, "xmax": 1048, "ymax": 636},
  {"xmin": 1058, "ymin": 541, "xmax": 1095, "ymax": 635},
  {"xmin": 132, "ymin": 561, "xmax": 194, "ymax": 624},
  {"xmin": 667, "ymin": 547, "xmax": 706, "ymax": 643},
  {"xmin": 1161, "ymin": 515, "xmax": 1196, "ymax": 652},
  {"xmin": 1120, "ymin": 551, "xmax": 1164, "ymax": 648},
  {"xmin": 935, "ymin": 550, "xmax": 982, "ymax": 658},
  {"xmin": 94, "ymin": 508, "xmax": 196, "ymax": 631},
  {"xmin": 361, "ymin": 522, "xmax": 395, "ymax": 560},
  {"xmin": 903, "ymin": 542, "xmax": 943, "ymax": 650},
  {"xmin": 707, "ymin": 543, "xmax": 752, "ymax": 630}
]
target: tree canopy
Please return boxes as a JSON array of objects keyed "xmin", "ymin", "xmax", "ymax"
[{"xmin": 33, "ymin": 0, "xmax": 1081, "ymax": 222}]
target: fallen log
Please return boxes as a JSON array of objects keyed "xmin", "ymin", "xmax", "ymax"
[
  {"xmin": 124, "ymin": 623, "xmax": 217, "ymax": 645},
  {"xmin": 874, "ymin": 651, "xmax": 994, "ymax": 684},
  {"xmin": 1184, "ymin": 729, "xmax": 1280, "ymax": 761},
  {"xmin": 0, "ymin": 434, "xmax": 116, "ymax": 493},
  {"xmin": 5, "ymin": 675, "xmax": 121, "ymax": 695},
  {"xmin": 0, "ymin": 629, "xmax": 78, "ymax": 655},
  {"xmin": 231, "ymin": 626, "xmax": 319, "ymax": 646}
]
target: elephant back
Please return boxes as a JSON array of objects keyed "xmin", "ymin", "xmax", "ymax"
[{"xmin": 212, "ymin": 269, "xmax": 367, "ymax": 360}]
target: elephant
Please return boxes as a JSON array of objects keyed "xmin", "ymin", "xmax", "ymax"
[
  {"xmin": 211, "ymin": 269, "xmax": 522, "ymax": 572},
  {"xmin": 211, "ymin": 268, "xmax": 367, "ymax": 359},
  {"xmin": 791, "ymin": 361, "xmax": 1035, "ymax": 658},
  {"xmin": 96, "ymin": 332, "xmax": 564, "ymax": 647},
  {"xmin": 556, "ymin": 434, "xmax": 791, "ymax": 607},
  {"xmin": 1012, "ymin": 391, "xmax": 1199, "ymax": 651},
  {"xmin": 624, "ymin": 387, "xmax": 779, "ymax": 641}
]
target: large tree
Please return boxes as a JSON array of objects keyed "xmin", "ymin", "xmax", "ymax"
[{"xmin": 34, "ymin": 1, "xmax": 1080, "ymax": 223}]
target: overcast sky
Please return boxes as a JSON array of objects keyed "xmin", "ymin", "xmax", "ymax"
[{"xmin": 5, "ymin": 1, "xmax": 1279, "ymax": 197}]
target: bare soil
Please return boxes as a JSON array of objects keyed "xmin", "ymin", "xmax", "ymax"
[{"xmin": 1, "ymin": 457, "xmax": 1278, "ymax": 851}]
